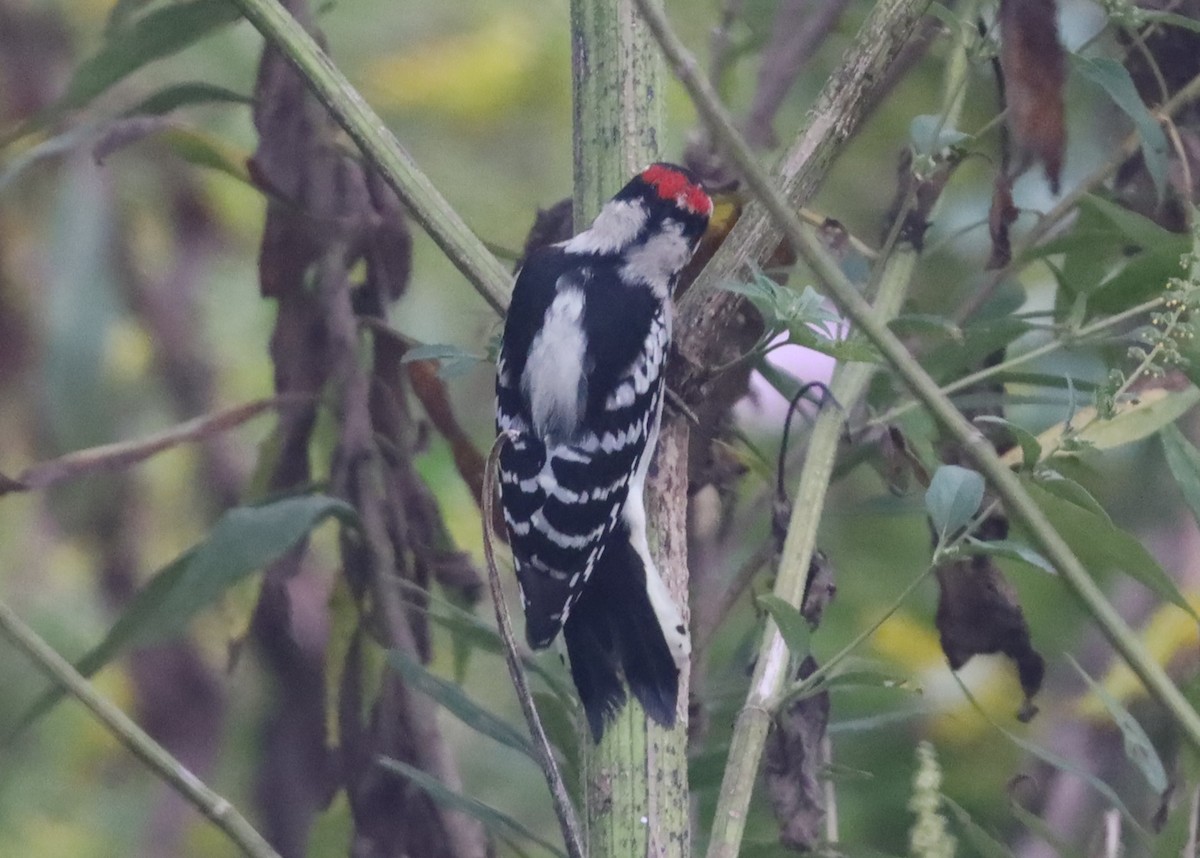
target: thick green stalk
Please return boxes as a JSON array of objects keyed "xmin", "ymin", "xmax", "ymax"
[
  {"xmin": 227, "ymin": 0, "xmax": 512, "ymax": 314},
  {"xmin": 634, "ymin": 0, "xmax": 1200, "ymax": 772},
  {"xmin": 710, "ymin": 246, "xmax": 917, "ymax": 858},
  {"xmin": 0, "ymin": 600, "xmax": 281, "ymax": 858},
  {"xmin": 571, "ymin": 1, "xmax": 689, "ymax": 855},
  {"xmin": 571, "ymin": 0, "xmax": 664, "ymax": 223}
]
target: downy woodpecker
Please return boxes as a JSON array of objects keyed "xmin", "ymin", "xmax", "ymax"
[{"xmin": 496, "ymin": 163, "xmax": 711, "ymax": 741}]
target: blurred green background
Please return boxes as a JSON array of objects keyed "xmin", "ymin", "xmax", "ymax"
[{"xmin": 1, "ymin": 0, "xmax": 1198, "ymax": 855}]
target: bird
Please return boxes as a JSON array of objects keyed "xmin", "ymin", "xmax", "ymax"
[{"xmin": 495, "ymin": 163, "xmax": 712, "ymax": 741}]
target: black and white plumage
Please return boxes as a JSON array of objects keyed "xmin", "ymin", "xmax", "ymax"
[{"xmin": 496, "ymin": 163, "xmax": 712, "ymax": 741}]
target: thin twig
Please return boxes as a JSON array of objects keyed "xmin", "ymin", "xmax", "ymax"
[
  {"xmin": 743, "ymin": 0, "xmax": 853, "ymax": 149},
  {"xmin": 0, "ymin": 600, "xmax": 281, "ymax": 858},
  {"xmin": 481, "ymin": 433, "xmax": 586, "ymax": 858},
  {"xmin": 0, "ymin": 395, "xmax": 307, "ymax": 495},
  {"xmin": 871, "ymin": 296, "xmax": 1166, "ymax": 428}
]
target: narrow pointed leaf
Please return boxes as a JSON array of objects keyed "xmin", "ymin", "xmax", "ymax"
[
  {"xmin": 758, "ymin": 594, "xmax": 810, "ymax": 657},
  {"xmin": 1072, "ymin": 56, "xmax": 1170, "ymax": 202},
  {"xmin": 7, "ymin": 495, "xmax": 353, "ymax": 738},
  {"xmin": 1020, "ymin": 475, "xmax": 1197, "ymax": 621},
  {"xmin": 379, "ymin": 757, "xmax": 567, "ymax": 857},
  {"xmin": 1161, "ymin": 424, "xmax": 1200, "ymax": 530},
  {"xmin": 1071, "ymin": 657, "xmax": 1168, "ymax": 794},
  {"xmin": 386, "ymin": 650, "xmax": 535, "ymax": 759},
  {"xmin": 942, "ymin": 796, "xmax": 1015, "ymax": 858},
  {"xmin": 976, "ymin": 416, "xmax": 1041, "ymax": 467},
  {"xmin": 58, "ymin": 0, "xmax": 243, "ymax": 114}
]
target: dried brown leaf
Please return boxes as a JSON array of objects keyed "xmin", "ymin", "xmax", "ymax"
[
  {"xmin": 935, "ymin": 551, "xmax": 1045, "ymax": 721},
  {"xmin": 764, "ymin": 656, "xmax": 829, "ymax": 851},
  {"xmin": 998, "ymin": 0, "xmax": 1067, "ymax": 192},
  {"xmin": 988, "ymin": 173, "xmax": 1018, "ymax": 269}
]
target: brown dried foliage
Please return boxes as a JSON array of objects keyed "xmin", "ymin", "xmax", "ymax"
[
  {"xmin": 997, "ymin": 0, "xmax": 1067, "ymax": 193},
  {"xmin": 246, "ymin": 2, "xmax": 486, "ymax": 854}
]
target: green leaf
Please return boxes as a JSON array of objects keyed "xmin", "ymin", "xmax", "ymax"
[
  {"xmin": 386, "ymin": 650, "xmax": 536, "ymax": 760},
  {"xmin": 724, "ymin": 275, "xmax": 877, "ymax": 363},
  {"xmin": 1007, "ymin": 799, "xmax": 1084, "ymax": 858},
  {"xmin": 1091, "ymin": 242, "xmax": 1190, "ymax": 314},
  {"xmin": 1161, "ymin": 424, "xmax": 1200, "ymax": 531},
  {"xmin": 909, "ymin": 114, "xmax": 971, "ymax": 156},
  {"xmin": 1020, "ymin": 475, "xmax": 1198, "ymax": 621},
  {"xmin": 123, "ymin": 82, "xmax": 250, "ymax": 117},
  {"xmin": 396, "ymin": 580, "xmax": 578, "ymax": 705},
  {"xmin": 814, "ymin": 663, "xmax": 913, "ymax": 695},
  {"xmin": 56, "ymin": 0, "xmax": 242, "ymax": 116},
  {"xmin": 725, "ymin": 276, "xmax": 834, "ymax": 325},
  {"xmin": 531, "ymin": 691, "xmax": 581, "ymax": 788},
  {"xmin": 158, "ymin": 125, "xmax": 253, "ymax": 185},
  {"xmin": 378, "ymin": 757, "xmax": 567, "ymax": 857},
  {"xmin": 962, "ymin": 537, "xmax": 1056, "ymax": 575},
  {"xmin": 399, "ymin": 343, "xmax": 484, "ymax": 379},
  {"xmin": 152, "ymin": 496, "xmax": 356, "ymax": 641},
  {"xmin": 954, "ymin": 675, "xmax": 1148, "ymax": 840},
  {"xmin": 1032, "ymin": 473, "xmax": 1109, "ymax": 520},
  {"xmin": 787, "ymin": 327, "xmax": 880, "ymax": 364},
  {"xmin": 7, "ymin": 495, "xmax": 353, "ymax": 738},
  {"xmin": 925, "ymin": 465, "xmax": 985, "ymax": 540},
  {"xmin": 1141, "ymin": 9, "xmax": 1200, "ymax": 33},
  {"xmin": 1070, "ymin": 657, "xmax": 1168, "ymax": 794},
  {"xmin": 1075, "ymin": 194, "xmax": 1180, "ymax": 251},
  {"xmin": 1078, "ymin": 387, "xmax": 1200, "ymax": 450},
  {"xmin": 1072, "ymin": 56, "xmax": 1170, "ymax": 202},
  {"xmin": 975, "ymin": 416, "xmax": 1041, "ymax": 467},
  {"xmin": 757, "ymin": 594, "xmax": 810, "ymax": 657},
  {"xmin": 942, "ymin": 796, "xmax": 1015, "ymax": 858}
]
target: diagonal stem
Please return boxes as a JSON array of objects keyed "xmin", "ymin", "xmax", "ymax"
[
  {"xmin": 634, "ymin": 0, "xmax": 1200, "ymax": 748},
  {"xmin": 0, "ymin": 600, "xmax": 282, "ymax": 858},
  {"xmin": 227, "ymin": 0, "xmax": 512, "ymax": 314}
]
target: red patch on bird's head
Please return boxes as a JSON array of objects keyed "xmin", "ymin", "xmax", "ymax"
[{"xmin": 640, "ymin": 163, "xmax": 713, "ymax": 217}]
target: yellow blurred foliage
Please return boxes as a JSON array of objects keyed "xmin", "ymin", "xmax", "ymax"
[
  {"xmin": 360, "ymin": 14, "xmax": 553, "ymax": 120},
  {"xmin": 872, "ymin": 609, "xmax": 1029, "ymax": 744},
  {"xmin": 872, "ymin": 610, "xmax": 944, "ymax": 669},
  {"xmin": 106, "ymin": 319, "xmax": 154, "ymax": 383},
  {"xmin": 1077, "ymin": 592, "xmax": 1200, "ymax": 718}
]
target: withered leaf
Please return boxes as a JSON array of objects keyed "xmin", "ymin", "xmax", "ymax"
[
  {"xmin": 935, "ymin": 552, "xmax": 1045, "ymax": 721},
  {"xmin": 764, "ymin": 656, "xmax": 830, "ymax": 851},
  {"xmin": 998, "ymin": 0, "xmax": 1067, "ymax": 192},
  {"xmin": 987, "ymin": 173, "xmax": 1018, "ymax": 269}
]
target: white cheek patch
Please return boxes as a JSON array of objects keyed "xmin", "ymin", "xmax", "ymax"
[{"xmin": 619, "ymin": 220, "xmax": 691, "ymax": 300}]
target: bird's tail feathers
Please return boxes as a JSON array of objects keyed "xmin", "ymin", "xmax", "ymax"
[{"xmin": 561, "ymin": 523, "xmax": 683, "ymax": 742}]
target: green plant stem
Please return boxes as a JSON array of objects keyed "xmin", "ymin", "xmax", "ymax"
[
  {"xmin": 571, "ymin": 0, "xmax": 664, "ymax": 224},
  {"xmin": 706, "ymin": 244, "xmax": 918, "ymax": 858},
  {"xmin": 872, "ymin": 296, "xmax": 1166, "ymax": 427},
  {"xmin": 226, "ymin": 0, "xmax": 512, "ymax": 315},
  {"xmin": 570, "ymin": 1, "xmax": 689, "ymax": 856},
  {"xmin": 694, "ymin": 11, "xmax": 970, "ymax": 852},
  {"xmin": 0, "ymin": 600, "xmax": 281, "ymax": 858},
  {"xmin": 786, "ymin": 567, "xmax": 934, "ymax": 705},
  {"xmin": 636, "ymin": 0, "xmax": 1200, "ymax": 773}
]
